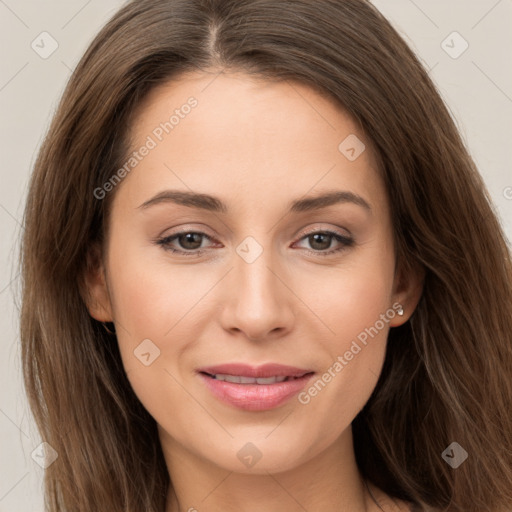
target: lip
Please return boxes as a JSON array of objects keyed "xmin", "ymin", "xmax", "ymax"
[
  {"xmin": 197, "ymin": 363, "xmax": 315, "ymax": 411},
  {"xmin": 198, "ymin": 363, "xmax": 313, "ymax": 378}
]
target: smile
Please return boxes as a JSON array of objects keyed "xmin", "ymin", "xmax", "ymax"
[
  {"xmin": 205, "ymin": 373, "xmax": 308, "ymax": 384},
  {"xmin": 197, "ymin": 363, "xmax": 315, "ymax": 411}
]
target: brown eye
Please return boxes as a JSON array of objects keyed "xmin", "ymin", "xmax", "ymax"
[
  {"xmin": 295, "ymin": 230, "xmax": 354, "ymax": 256},
  {"xmin": 156, "ymin": 231, "xmax": 215, "ymax": 256},
  {"xmin": 175, "ymin": 233, "xmax": 204, "ymax": 250},
  {"xmin": 308, "ymin": 233, "xmax": 334, "ymax": 251}
]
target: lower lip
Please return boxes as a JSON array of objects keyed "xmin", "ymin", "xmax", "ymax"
[{"xmin": 198, "ymin": 373, "xmax": 315, "ymax": 411}]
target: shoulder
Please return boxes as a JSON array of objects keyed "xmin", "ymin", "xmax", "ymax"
[{"xmin": 366, "ymin": 482, "xmax": 419, "ymax": 512}]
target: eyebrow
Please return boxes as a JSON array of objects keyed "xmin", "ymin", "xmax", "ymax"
[{"xmin": 137, "ymin": 189, "xmax": 372, "ymax": 213}]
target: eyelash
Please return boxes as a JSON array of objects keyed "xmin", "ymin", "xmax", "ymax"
[{"xmin": 155, "ymin": 229, "xmax": 354, "ymax": 258}]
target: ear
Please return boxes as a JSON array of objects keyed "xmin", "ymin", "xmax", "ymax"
[
  {"xmin": 389, "ymin": 259, "xmax": 425, "ymax": 327},
  {"xmin": 80, "ymin": 243, "xmax": 113, "ymax": 322}
]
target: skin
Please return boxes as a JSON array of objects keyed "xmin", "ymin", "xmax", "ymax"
[{"xmin": 85, "ymin": 70, "xmax": 423, "ymax": 512}]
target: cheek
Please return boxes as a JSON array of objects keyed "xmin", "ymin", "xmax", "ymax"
[
  {"xmin": 105, "ymin": 238, "xmax": 200, "ymax": 374},
  {"xmin": 308, "ymin": 240, "xmax": 395, "ymax": 343},
  {"xmin": 108, "ymin": 221, "xmax": 214, "ymax": 324},
  {"xmin": 296, "ymin": 241, "xmax": 395, "ymax": 424},
  {"xmin": 105, "ymin": 245, "xmax": 199, "ymax": 423}
]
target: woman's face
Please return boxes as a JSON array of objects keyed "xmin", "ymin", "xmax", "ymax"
[{"xmin": 87, "ymin": 70, "xmax": 416, "ymax": 474}]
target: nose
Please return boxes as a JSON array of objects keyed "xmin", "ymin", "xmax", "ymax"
[{"xmin": 219, "ymin": 242, "xmax": 296, "ymax": 342}]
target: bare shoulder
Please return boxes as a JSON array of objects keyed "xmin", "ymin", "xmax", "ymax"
[{"xmin": 367, "ymin": 482, "xmax": 418, "ymax": 512}]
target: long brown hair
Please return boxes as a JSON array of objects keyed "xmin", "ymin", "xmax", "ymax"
[{"xmin": 20, "ymin": 1, "xmax": 512, "ymax": 511}]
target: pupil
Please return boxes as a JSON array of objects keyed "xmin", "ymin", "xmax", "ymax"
[
  {"xmin": 181, "ymin": 233, "xmax": 202, "ymax": 249},
  {"xmin": 310, "ymin": 233, "xmax": 330, "ymax": 250}
]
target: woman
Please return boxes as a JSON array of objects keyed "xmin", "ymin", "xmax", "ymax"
[{"xmin": 20, "ymin": 1, "xmax": 512, "ymax": 511}]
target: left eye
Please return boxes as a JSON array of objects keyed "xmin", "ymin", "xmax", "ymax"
[
  {"xmin": 294, "ymin": 231, "xmax": 354, "ymax": 255},
  {"xmin": 155, "ymin": 230, "xmax": 354, "ymax": 257}
]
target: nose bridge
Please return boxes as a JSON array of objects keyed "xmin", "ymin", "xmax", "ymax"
[
  {"xmin": 235, "ymin": 234, "xmax": 282, "ymax": 310},
  {"xmin": 221, "ymin": 234, "xmax": 295, "ymax": 340},
  {"xmin": 237, "ymin": 243, "xmax": 276, "ymax": 301}
]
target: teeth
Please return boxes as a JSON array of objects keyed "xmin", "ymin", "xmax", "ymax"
[{"xmin": 211, "ymin": 374, "xmax": 288, "ymax": 384}]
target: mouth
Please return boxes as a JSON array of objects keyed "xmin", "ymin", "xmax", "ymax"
[
  {"xmin": 196, "ymin": 363, "xmax": 315, "ymax": 411},
  {"xmin": 200, "ymin": 373, "xmax": 311, "ymax": 384}
]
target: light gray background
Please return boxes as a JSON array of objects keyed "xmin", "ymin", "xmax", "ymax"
[{"xmin": 1, "ymin": 1, "xmax": 511, "ymax": 510}]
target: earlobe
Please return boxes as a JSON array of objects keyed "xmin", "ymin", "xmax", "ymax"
[
  {"xmin": 80, "ymin": 244, "xmax": 113, "ymax": 322},
  {"xmin": 389, "ymin": 260, "xmax": 425, "ymax": 327}
]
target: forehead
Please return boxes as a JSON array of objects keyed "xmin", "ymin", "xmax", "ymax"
[
  {"xmin": 117, "ymin": 70, "xmax": 386, "ymax": 216},
  {"xmin": 131, "ymin": 70, "xmax": 361, "ymax": 146}
]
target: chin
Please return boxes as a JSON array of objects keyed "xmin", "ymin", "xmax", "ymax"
[{"xmin": 200, "ymin": 434, "xmax": 320, "ymax": 475}]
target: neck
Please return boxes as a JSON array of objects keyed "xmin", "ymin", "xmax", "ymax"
[{"xmin": 160, "ymin": 425, "xmax": 376, "ymax": 512}]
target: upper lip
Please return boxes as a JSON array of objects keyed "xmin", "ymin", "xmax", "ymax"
[{"xmin": 197, "ymin": 363, "xmax": 314, "ymax": 378}]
